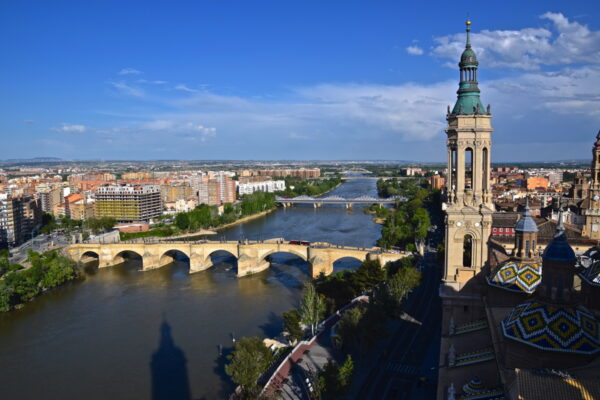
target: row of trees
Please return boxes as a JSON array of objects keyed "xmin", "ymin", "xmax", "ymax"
[
  {"xmin": 40, "ymin": 213, "xmax": 116, "ymax": 235},
  {"xmin": 0, "ymin": 250, "xmax": 81, "ymax": 312},
  {"xmin": 275, "ymin": 176, "xmax": 342, "ymax": 198},
  {"xmin": 225, "ymin": 257, "xmax": 421, "ymax": 399},
  {"xmin": 377, "ymin": 179, "xmax": 434, "ymax": 251}
]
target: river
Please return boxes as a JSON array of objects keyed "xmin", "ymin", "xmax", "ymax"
[{"xmin": 0, "ymin": 179, "xmax": 382, "ymax": 400}]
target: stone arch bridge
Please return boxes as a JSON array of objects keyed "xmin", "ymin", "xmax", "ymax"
[{"xmin": 66, "ymin": 240, "xmax": 408, "ymax": 278}]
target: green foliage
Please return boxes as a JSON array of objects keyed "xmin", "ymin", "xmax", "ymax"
[
  {"xmin": 0, "ymin": 250, "xmax": 80, "ymax": 312},
  {"xmin": 83, "ymin": 217, "xmax": 116, "ymax": 234},
  {"xmin": 175, "ymin": 212, "xmax": 190, "ymax": 230},
  {"xmin": 225, "ymin": 337, "xmax": 274, "ymax": 399},
  {"xmin": 275, "ymin": 176, "xmax": 341, "ymax": 198},
  {"xmin": 239, "ymin": 192, "xmax": 275, "ymax": 216},
  {"xmin": 282, "ymin": 309, "xmax": 304, "ymax": 344},
  {"xmin": 317, "ymin": 355, "xmax": 355, "ymax": 399},
  {"xmin": 377, "ymin": 178, "xmax": 432, "ymax": 250},
  {"xmin": 300, "ymin": 281, "xmax": 326, "ymax": 336},
  {"xmin": 352, "ymin": 259, "xmax": 385, "ymax": 294}
]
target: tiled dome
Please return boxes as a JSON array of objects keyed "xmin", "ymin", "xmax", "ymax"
[
  {"xmin": 487, "ymin": 260, "xmax": 541, "ymax": 294},
  {"xmin": 502, "ymin": 301, "xmax": 600, "ymax": 355}
]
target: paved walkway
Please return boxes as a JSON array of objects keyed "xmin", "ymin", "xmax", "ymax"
[{"xmin": 261, "ymin": 297, "xmax": 368, "ymax": 399}]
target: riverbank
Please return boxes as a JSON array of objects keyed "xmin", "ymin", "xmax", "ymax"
[{"xmin": 215, "ymin": 208, "xmax": 276, "ymax": 232}]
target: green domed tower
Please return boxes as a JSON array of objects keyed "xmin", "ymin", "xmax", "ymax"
[
  {"xmin": 451, "ymin": 20, "xmax": 487, "ymax": 115},
  {"xmin": 442, "ymin": 20, "xmax": 494, "ymax": 291}
]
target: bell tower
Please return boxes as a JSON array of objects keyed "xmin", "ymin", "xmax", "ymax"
[
  {"xmin": 582, "ymin": 130, "xmax": 600, "ymax": 239},
  {"xmin": 443, "ymin": 20, "xmax": 494, "ymax": 290}
]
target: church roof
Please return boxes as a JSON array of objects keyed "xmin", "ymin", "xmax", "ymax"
[
  {"xmin": 501, "ymin": 301, "xmax": 600, "ymax": 355},
  {"xmin": 578, "ymin": 247, "xmax": 600, "ymax": 286},
  {"xmin": 515, "ymin": 199, "xmax": 538, "ymax": 233},
  {"xmin": 542, "ymin": 217, "xmax": 577, "ymax": 263},
  {"xmin": 487, "ymin": 260, "xmax": 542, "ymax": 294}
]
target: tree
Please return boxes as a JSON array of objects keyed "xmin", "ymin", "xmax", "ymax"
[
  {"xmin": 300, "ymin": 281, "xmax": 326, "ymax": 336},
  {"xmin": 175, "ymin": 212, "xmax": 190, "ymax": 230},
  {"xmin": 282, "ymin": 309, "xmax": 304, "ymax": 344},
  {"xmin": 225, "ymin": 337, "xmax": 274, "ymax": 399},
  {"xmin": 352, "ymin": 259, "xmax": 385, "ymax": 294}
]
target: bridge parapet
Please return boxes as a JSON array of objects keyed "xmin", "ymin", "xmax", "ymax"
[{"xmin": 67, "ymin": 240, "xmax": 409, "ymax": 278}]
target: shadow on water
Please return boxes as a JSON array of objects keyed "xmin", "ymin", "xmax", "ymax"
[
  {"xmin": 259, "ymin": 311, "xmax": 284, "ymax": 338},
  {"xmin": 150, "ymin": 319, "xmax": 192, "ymax": 400},
  {"xmin": 212, "ymin": 344, "xmax": 236, "ymax": 400}
]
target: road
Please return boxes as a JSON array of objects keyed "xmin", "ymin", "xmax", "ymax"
[
  {"xmin": 9, "ymin": 233, "xmax": 70, "ymax": 264},
  {"xmin": 356, "ymin": 250, "xmax": 442, "ymax": 399}
]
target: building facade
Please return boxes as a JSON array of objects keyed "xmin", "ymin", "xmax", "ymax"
[
  {"xmin": 238, "ymin": 180, "xmax": 285, "ymax": 195},
  {"xmin": 95, "ymin": 184, "xmax": 162, "ymax": 222},
  {"xmin": 582, "ymin": 131, "xmax": 600, "ymax": 239}
]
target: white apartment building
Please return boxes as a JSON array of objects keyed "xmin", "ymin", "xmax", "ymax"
[{"xmin": 237, "ymin": 180, "xmax": 285, "ymax": 195}]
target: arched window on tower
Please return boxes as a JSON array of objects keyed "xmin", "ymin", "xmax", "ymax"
[
  {"xmin": 465, "ymin": 148, "xmax": 473, "ymax": 189},
  {"xmin": 463, "ymin": 234, "xmax": 473, "ymax": 267},
  {"xmin": 482, "ymin": 148, "xmax": 488, "ymax": 192},
  {"xmin": 452, "ymin": 148, "xmax": 458, "ymax": 191}
]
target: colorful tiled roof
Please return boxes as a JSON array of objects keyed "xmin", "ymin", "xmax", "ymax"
[
  {"xmin": 460, "ymin": 389, "xmax": 505, "ymax": 400},
  {"xmin": 454, "ymin": 319, "xmax": 488, "ymax": 335},
  {"xmin": 502, "ymin": 301, "xmax": 600, "ymax": 355},
  {"xmin": 453, "ymin": 348, "xmax": 495, "ymax": 367},
  {"xmin": 487, "ymin": 260, "xmax": 542, "ymax": 294}
]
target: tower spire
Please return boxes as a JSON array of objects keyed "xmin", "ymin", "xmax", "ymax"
[
  {"xmin": 466, "ymin": 19, "xmax": 472, "ymax": 48},
  {"xmin": 451, "ymin": 19, "xmax": 487, "ymax": 115}
]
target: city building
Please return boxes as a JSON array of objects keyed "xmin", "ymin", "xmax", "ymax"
[
  {"xmin": 69, "ymin": 197, "xmax": 95, "ymax": 221},
  {"xmin": 95, "ymin": 184, "xmax": 162, "ymax": 222},
  {"xmin": 0, "ymin": 194, "xmax": 40, "ymax": 248},
  {"xmin": 429, "ymin": 174, "xmax": 446, "ymax": 190},
  {"xmin": 196, "ymin": 172, "xmax": 236, "ymax": 206},
  {"xmin": 238, "ymin": 180, "xmax": 285, "ymax": 195},
  {"xmin": 526, "ymin": 176, "xmax": 549, "ymax": 191}
]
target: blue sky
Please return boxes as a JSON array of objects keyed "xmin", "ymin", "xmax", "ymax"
[{"xmin": 1, "ymin": 1, "xmax": 599, "ymax": 161}]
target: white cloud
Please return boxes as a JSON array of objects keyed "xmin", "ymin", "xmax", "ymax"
[
  {"xmin": 53, "ymin": 123, "xmax": 87, "ymax": 133},
  {"xmin": 175, "ymin": 84, "xmax": 199, "ymax": 93},
  {"xmin": 118, "ymin": 68, "xmax": 142, "ymax": 75},
  {"xmin": 406, "ymin": 45, "xmax": 424, "ymax": 55},
  {"xmin": 109, "ymin": 81, "xmax": 145, "ymax": 97},
  {"xmin": 137, "ymin": 79, "xmax": 167, "ymax": 84},
  {"xmin": 432, "ymin": 12, "xmax": 600, "ymax": 70},
  {"xmin": 23, "ymin": 119, "xmax": 35, "ymax": 124}
]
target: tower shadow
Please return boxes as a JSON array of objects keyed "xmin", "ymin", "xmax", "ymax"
[{"xmin": 150, "ymin": 319, "xmax": 192, "ymax": 400}]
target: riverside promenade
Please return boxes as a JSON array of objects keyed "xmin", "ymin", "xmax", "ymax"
[{"xmin": 260, "ymin": 296, "xmax": 369, "ymax": 399}]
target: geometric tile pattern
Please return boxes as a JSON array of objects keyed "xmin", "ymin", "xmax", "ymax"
[
  {"xmin": 578, "ymin": 261, "xmax": 600, "ymax": 286},
  {"xmin": 460, "ymin": 389, "xmax": 505, "ymax": 400},
  {"xmin": 454, "ymin": 319, "xmax": 488, "ymax": 335},
  {"xmin": 502, "ymin": 301, "xmax": 600, "ymax": 355},
  {"xmin": 462, "ymin": 377, "xmax": 486, "ymax": 395},
  {"xmin": 487, "ymin": 260, "xmax": 542, "ymax": 294},
  {"xmin": 453, "ymin": 348, "xmax": 495, "ymax": 367}
]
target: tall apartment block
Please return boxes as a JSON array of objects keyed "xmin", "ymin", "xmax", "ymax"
[
  {"xmin": 194, "ymin": 173, "xmax": 236, "ymax": 206},
  {"xmin": 0, "ymin": 194, "xmax": 41, "ymax": 248},
  {"xmin": 95, "ymin": 184, "xmax": 162, "ymax": 222}
]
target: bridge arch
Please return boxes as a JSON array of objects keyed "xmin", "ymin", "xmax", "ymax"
[
  {"xmin": 79, "ymin": 250, "xmax": 99, "ymax": 263},
  {"xmin": 333, "ymin": 256, "xmax": 364, "ymax": 273},
  {"xmin": 159, "ymin": 249, "xmax": 191, "ymax": 268},
  {"xmin": 204, "ymin": 249, "xmax": 238, "ymax": 271},
  {"xmin": 113, "ymin": 250, "xmax": 144, "ymax": 268},
  {"xmin": 260, "ymin": 248, "xmax": 308, "ymax": 264}
]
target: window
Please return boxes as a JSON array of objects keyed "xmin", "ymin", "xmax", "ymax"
[
  {"xmin": 463, "ymin": 234, "xmax": 473, "ymax": 267},
  {"xmin": 465, "ymin": 148, "xmax": 474, "ymax": 189}
]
